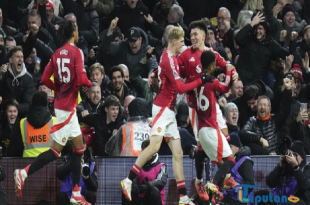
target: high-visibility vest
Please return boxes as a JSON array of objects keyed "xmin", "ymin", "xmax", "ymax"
[
  {"xmin": 121, "ymin": 121, "xmax": 151, "ymax": 156},
  {"xmin": 20, "ymin": 117, "xmax": 56, "ymax": 157}
]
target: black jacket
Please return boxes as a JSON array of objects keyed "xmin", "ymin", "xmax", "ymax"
[
  {"xmin": 0, "ymin": 115, "xmax": 21, "ymax": 157},
  {"xmin": 235, "ymin": 24, "xmax": 291, "ymax": 86},
  {"xmin": 239, "ymin": 89, "xmax": 293, "ymax": 154},
  {"xmin": 77, "ymin": 97, "xmax": 104, "ymax": 122},
  {"xmin": 0, "ymin": 63, "xmax": 34, "ymax": 118},
  {"xmin": 290, "ymin": 120, "xmax": 310, "ymax": 155},
  {"xmin": 61, "ymin": 0, "xmax": 99, "ymax": 45},
  {"xmin": 267, "ymin": 162, "xmax": 310, "ymax": 203},
  {"xmin": 102, "ymin": 81, "xmax": 137, "ymax": 105},
  {"xmin": 114, "ymin": 1, "xmax": 149, "ymax": 36},
  {"xmin": 79, "ymin": 105, "xmax": 125, "ymax": 156},
  {"xmin": 0, "ymin": 166, "xmax": 9, "ymax": 205}
]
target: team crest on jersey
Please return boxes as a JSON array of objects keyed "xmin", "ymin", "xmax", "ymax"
[
  {"xmin": 62, "ymin": 137, "xmax": 66, "ymax": 143},
  {"xmin": 196, "ymin": 65, "xmax": 202, "ymax": 73},
  {"xmin": 157, "ymin": 127, "xmax": 162, "ymax": 133},
  {"xmin": 60, "ymin": 49, "xmax": 68, "ymax": 55},
  {"xmin": 173, "ymin": 70, "xmax": 179, "ymax": 77}
]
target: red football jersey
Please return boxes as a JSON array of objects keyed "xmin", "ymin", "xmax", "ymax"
[
  {"xmin": 153, "ymin": 48, "xmax": 202, "ymax": 111},
  {"xmin": 178, "ymin": 46, "xmax": 228, "ymax": 109},
  {"xmin": 42, "ymin": 43, "xmax": 92, "ymax": 111},
  {"xmin": 196, "ymin": 70, "xmax": 232, "ymax": 130}
]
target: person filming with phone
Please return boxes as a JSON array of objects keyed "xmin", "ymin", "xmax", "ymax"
[{"xmin": 266, "ymin": 140, "xmax": 310, "ymax": 205}]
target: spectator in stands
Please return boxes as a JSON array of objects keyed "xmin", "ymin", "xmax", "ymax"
[
  {"xmin": 223, "ymin": 79, "xmax": 244, "ymax": 102},
  {"xmin": 0, "ymin": 99, "xmax": 21, "ymax": 157},
  {"xmin": 297, "ymin": 25, "xmax": 310, "ymax": 72},
  {"xmin": 77, "ymin": 82, "xmax": 104, "ymax": 121},
  {"xmin": 89, "ymin": 63, "xmax": 110, "ymax": 97},
  {"xmin": 0, "ymin": 30, "xmax": 6, "ymax": 65},
  {"xmin": 152, "ymin": 0, "xmax": 178, "ymax": 27},
  {"xmin": 266, "ymin": 141, "xmax": 310, "ymax": 204},
  {"xmin": 236, "ymin": 0, "xmax": 264, "ymax": 28},
  {"xmin": 119, "ymin": 64, "xmax": 130, "ymax": 82},
  {"xmin": 223, "ymin": 133, "xmax": 255, "ymax": 205},
  {"xmin": 37, "ymin": 80, "xmax": 54, "ymax": 116},
  {"xmin": 123, "ymin": 95, "xmax": 135, "ymax": 120},
  {"xmin": 79, "ymin": 95, "xmax": 125, "ymax": 156},
  {"xmin": 0, "ymin": 46, "xmax": 34, "ymax": 118},
  {"xmin": 232, "ymin": 80, "xmax": 274, "ymax": 128},
  {"xmin": 5, "ymin": 36, "xmax": 16, "ymax": 53},
  {"xmin": 24, "ymin": 48, "xmax": 41, "ymax": 87},
  {"xmin": 0, "ymin": 166, "xmax": 9, "ymax": 205},
  {"xmin": 19, "ymin": 91, "xmax": 56, "ymax": 157},
  {"xmin": 103, "ymin": 66, "xmax": 136, "ymax": 105},
  {"xmin": 122, "ymin": 139, "xmax": 168, "ymax": 205},
  {"xmin": 57, "ymin": 138, "xmax": 98, "ymax": 205},
  {"xmin": 239, "ymin": 80, "xmax": 293, "ymax": 155},
  {"xmin": 114, "ymin": 0, "xmax": 149, "ymax": 35},
  {"xmin": 46, "ymin": 1, "xmax": 63, "ymax": 24},
  {"xmin": 101, "ymin": 17, "xmax": 158, "ymax": 78},
  {"xmin": 235, "ymin": 10, "xmax": 296, "ymax": 86},
  {"xmin": 224, "ymin": 102, "xmax": 240, "ymax": 134},
  {"xmin": 93, "ymin": 0, "xmax": 114, "ymax": 19},
  {"xmin": 216, "ymin": 7, "xmax": 237, "ymax": 59},
  {"xmin": 60, "ymin": 0, "xmax": 99, "ymax": 47},
  {"xmin": 290, "ymin": 101, "xmax": 310, "ymax": 155},
  {"xmin": 106, "ymin": 97, "xmax": 151, "ymax": 156}
]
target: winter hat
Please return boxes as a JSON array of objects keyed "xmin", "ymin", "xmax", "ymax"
[
  {"xmin": 282, "ymin": 4, "xmax": 295, "ymax": 20},
  {"xmin": 128, "ymin": 98, "xmax": 149, "ymax": 118},
  {"xmin": 223, "ymin": 102, "xmax": 238, "ymax": 118},
  {"xmin": 290, "ymin": 64, "xmax": 303, "ymax": 82},
  {"xmin": 291, "ymin": 141, "xmax": 306, "ymax": 161},
  {"xmin": 32, "ymin": 91, "xmax": 48, "ymax": 107},
  {"xmin": 229, "ymin": 132, "xmax": 241, "ymax": 148},
  {"xmin": 207, "ymin": 25, "xmax": 216, "ymax": 36},
  {"xmin": 176, "ymin": 102, "xmax": 189, "ymax": 123},
  {"xmin": 46, "ymin": 0, "xmax": 54, "ymax": 11},
  {"xmin": 201, "ymin": 50, "xmax": 216, "ymax": 69}
]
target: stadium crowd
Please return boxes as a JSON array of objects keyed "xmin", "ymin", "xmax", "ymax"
[{"xmin": 0, "ymin": 0, "xmax": 310, "ymax": 204}]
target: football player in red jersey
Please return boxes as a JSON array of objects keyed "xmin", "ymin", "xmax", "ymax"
[
  {"xmin": 121, "ymin": 26, "xmax": 213, "ymax": 205},
  {"xmin": 14, "ymin": 20, "xmax": 92, "ymax": 205},
  {"xmin": 177, "ymin": 20, "xmax": 238, "ymax": 201}
]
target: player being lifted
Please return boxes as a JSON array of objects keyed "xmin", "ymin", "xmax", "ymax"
[
  {"xmin": 121, "ymin": 26, "xmax": 213, "ymax": 205},
  {"xmin": 196, "ymin": 51, "xmax": 238, "ymax": 202},
  {"xmin": 14, "ymin": 20, "xmax": 92, "ymax": 205},
  {"xmin": 177, "ymin": 19, "xmax": 238, "ymax": 201}
]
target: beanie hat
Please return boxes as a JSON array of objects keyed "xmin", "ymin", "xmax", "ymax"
[
  {"xmin": 176, "ymin": 102, "xmax": 189, "ymax": 123},
  {"xmin": 128, "ymin": 98, "xmax": 149, "ymax": 118},
  {"xmin": 229, "ymin": 132, "xmax": 241, "ymax": 148},
  {"xmin": 46, "ymin": 0, "xmax": 54, "ymax": 11},
  {"xmin": 32, "ymin": 91, "xmax": 48, "ymax": 107},
  {"xmin": 201, "ymin": 50, "xmax": 216, "ymax": 69},
  {"xmin": 291, "ymin": 141, "xmax": 306, "ymax": 161},
  {"xmin": 290, "ymin": 64, "xmax": 303, "ymax": 82},
  {"xmin": 207, "ymin": 25, "xmax": 216, "ymax": 37},
  {"xmin": 223, "ymin": 102, "xmax": 238, "ymax": 118},
  {"xmin": 282, "ymin": 4, "xmax": 295, "ymax": 20}
]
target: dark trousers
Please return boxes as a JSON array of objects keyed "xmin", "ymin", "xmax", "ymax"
[
  {"xmin": 122, "ymin": 186, "xmax": 163, "ymax": 205},
  {"xmin": 57, "ymin": 191, "xmax": 96, "ymax": 205}
]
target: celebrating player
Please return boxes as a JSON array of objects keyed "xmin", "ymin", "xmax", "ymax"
[
  {"xmin": 177, "ymin": 19, "xmax": 237, "ymax": 201},
  {"xmin": 14, "ymin": 20, "xmax": 92, "ymax": 205},
  {"xmin": 121, "ymin": 26, "xmax": 213, "ymax": 205}
]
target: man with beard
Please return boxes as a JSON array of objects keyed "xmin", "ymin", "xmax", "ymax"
[
  {"xmin": 77, "ymin": 82, "xmax": 104, "ymax": 121},
  {"xmin": 103, "ymin": 65, "xmax": 136, "ymax": 106},
  {"xmin": 0, "ymin": 46, "xmax": 34, "ymax": 118}
]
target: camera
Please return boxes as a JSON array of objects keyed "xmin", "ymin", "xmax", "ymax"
[
  {"xmin": 278, "ymin": 136, "xmax": 292, "ymax": 155},
  {"xmin": 81, "ymin": 163, "xmax": 90, "ymax": 177}
]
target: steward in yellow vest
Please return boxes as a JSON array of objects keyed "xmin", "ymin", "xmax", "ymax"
[{"xmin": 20, "ymin": 91, "xmax": 56, "ymax": 157}]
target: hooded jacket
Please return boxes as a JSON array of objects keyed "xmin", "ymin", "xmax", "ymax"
[
  {"xmin": 101, "ymin": 27, "xmax": 158, "ymax": 78},
  {"xmin": 0, "ymin": 63, "xmax": 34, "ymax": 118},
  {"xmin": 235, "ymin": 23, "xmax": 291, "ymax": 86},
  {"xmin": 79, "ymin": 105, "xmax": 125, "ymax": 156}
]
